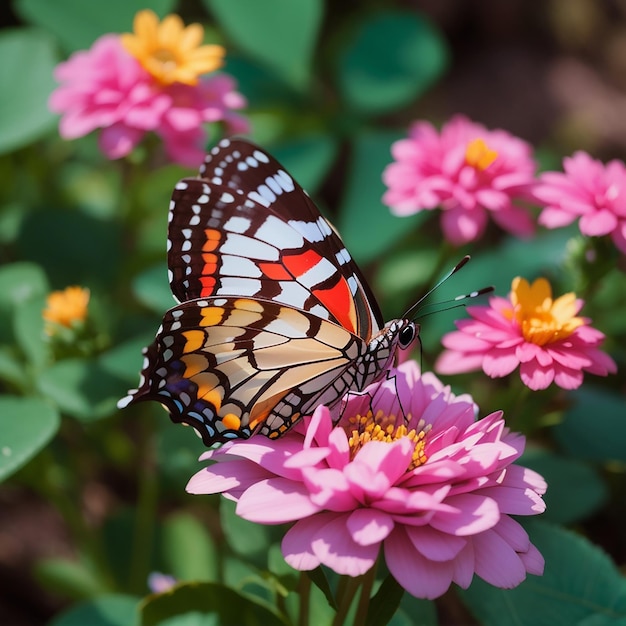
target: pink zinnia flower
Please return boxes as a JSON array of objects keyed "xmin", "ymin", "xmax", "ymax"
[
  {"xmin": 436, "ymin": 277, "xmax": 617, "ymax": 390},
  {"xmin": 533, "ymin": 151, "xmax": 626, "ymax": 254},
  {"xmin": 382, "ymin": 115, "xmax": 537, "ymax": 245},
  {"xmin": 187, "ymin": 361, "xmax": 546, "ymax": 600},
  {"xmin": 49, "ymin": 33, "xmax": 248, "ymax": 167}
]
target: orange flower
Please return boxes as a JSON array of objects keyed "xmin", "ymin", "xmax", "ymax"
[
  {"xmin": 121, "ymin": 9, "xmax": 224, "ymax": 86},
  {"xmin": 43, "ymin": 286, "xmax": 90, "ymax": 333}
]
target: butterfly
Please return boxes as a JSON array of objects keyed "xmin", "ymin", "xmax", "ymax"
[{"xmin": 119, "ymin": 138, "xmax": 420, "ymax": 446}]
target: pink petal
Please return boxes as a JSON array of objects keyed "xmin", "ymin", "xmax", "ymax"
[
  {"xmin": 441, "ymin": 205, "xmax": 488, "ymax": 245},
  {"xmin": 519, "ymin": 362, "xmax": 555, "ymax": 390},
  {"xmin": 385, "ymin": 527, "xmax": 455, "ymax": 599},
  {"xmin": 346, "ymin": 508, "xmax": 394, "ymax": 546},
  {"xmin": 579, "ymin": 209, "xmax": 618, "ymax": 236},
  {"xmin": 282, "ymin": 513, "xmax": 336, "ymax": 571},
  {"xmin": 311, "ymin": 515, "xmax": 379, "ymax": 576},
  {"xmin": 429, "ymin": 493, "xmax": 500, "ymax": 536},
  {"xmin": 236, "ymin": 477, "xmax": 320, "ymax": 523},
  {"xmin": 473, "ymin": 528, "xmax": 527, "ymax": 588},
  {"xmin": 405, "ymin": 525, "xmax": 467, "ymax": 561}
]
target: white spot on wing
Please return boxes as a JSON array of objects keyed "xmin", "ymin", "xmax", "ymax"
[
  {"xmin": 255, "ymin": 215, "xmax": 304, "ymax": 248},
  {"xmin": 221, "ymin": 255, "xmax": 262, "ymax": 278},
  {"xmin": 223, "ymin": 215, "xmax": 251, "ymax": 233}
]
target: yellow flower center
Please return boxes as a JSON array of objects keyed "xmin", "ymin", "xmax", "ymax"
[
  {"xmin": 345, "ymin": 410, "xmax": 429, "ymax": 471},
  {"xmin": 503, "ymin": 277, "xmax": 585, "ymax": 346},
  {"xmin": 43, "ymin": 286, "xmax": 90, "ymax": 333},
  {"xmin": 465, "ymin": 138, "xmax": 498, "ymax": 171},
  {"xmin": 121, "ymin": 10, "xmax": 225, "ymax": 86}
]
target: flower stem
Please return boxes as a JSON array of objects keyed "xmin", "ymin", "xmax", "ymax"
[
  {"xmin": 353, "ymin": 564, "xmax": 377, "ymax": 625},
  {"xmin": 332, "ymin": 575, "xmax": 361, "ymax": 626},
  {"xmin": 297, "ymin": 572, "xmax": 311, "ymax": 626}
]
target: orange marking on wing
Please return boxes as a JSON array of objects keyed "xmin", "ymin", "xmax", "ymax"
[
  {"xmin": 202, "ymin": 252, "xmax": 218, "ymax": 271},
  {"xmin": 200, "ymin": 306, "xmax": 224, "ymax": 326},
  {"xmin": 259, "ymin": 262, "xmax": 292, "ymax": 281},
  {"xmin": 183, "ymin": 329, "xmax": 205, "ymax": 353},
  {"xmin": 283, "ymin": 249, "xmax": 323, "ymax": 277},
  {"xmin": 222, "ymin": 413, "xmax": 241, "ymax": 431},
  {"xmin": 314, "ymin": 280, "xmax": 357, "ymax": 334},
  {"xmin": 202, "ymin": 228, "xmax": 221, "ymax": 252}
]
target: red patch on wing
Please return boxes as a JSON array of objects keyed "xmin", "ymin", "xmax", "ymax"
[
  {"xmin": 200, "ymin": 275, "xmax": 216, "ymax": 296},
  {"xmin": 283, "ymin": 249, "xmax": 322, "ymax": 276},
  {"xmin": 259, "ymin": 262, "xmax": 292, "ymax": 281},
  {"xmin": 314, "ymin": 280, "xmax": 356, "ymax": 334}
]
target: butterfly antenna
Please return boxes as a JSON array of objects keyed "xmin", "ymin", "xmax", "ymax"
[
  {"xmin": 402, "ymin": 255, "xmax": 473, "ymax": 320},
  {"xmin": 413, "ymin": 285, "xmax": 494, "ymax": 320}
]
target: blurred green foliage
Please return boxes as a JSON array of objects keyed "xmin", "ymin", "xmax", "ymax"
[{"xmin": 1, "ymin": 1, "xmax": 625, "ymax": 625}]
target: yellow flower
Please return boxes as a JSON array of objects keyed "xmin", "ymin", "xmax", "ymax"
[
  {"xmin": 43, "ymin": 286, "xmax": 90, "ymax": 333},
  {"xmin": 465, "ymin": 138, "xmax": 498, "ymax": 171},
  {"xmin": 121, "ymin": 10, "xmax": 224, "ymax": 86},
  {"xmin": 503, "ymin": 277, "xmax": 584, "ymax": 346}
]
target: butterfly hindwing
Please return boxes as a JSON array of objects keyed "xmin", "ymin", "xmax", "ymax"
[
  {"xmin": 167, "ymin": 139, "xmax": 383, "ymax": 340},
  {"xmin": 127, "ymin": 296, "xmax": 374, "ymax": 445}
]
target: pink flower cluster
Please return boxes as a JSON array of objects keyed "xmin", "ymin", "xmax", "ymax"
[
  {"xmin": 49, "ymin": 35, "xmax": 248, "ymax": 167},
  {"xmin": 533, "ymin": 151, "xmax": 626, "ymax": 254},
  {"xmin": 383, "ymin": 117, "xmax": 626, "ymax": 255},
  {"xmin": 188, "ymin": 362, "xmax": 546, "ymax": 600},
  {"xmin": 383, "ymin": 115, "xmax": 537, "ymax": 245}
]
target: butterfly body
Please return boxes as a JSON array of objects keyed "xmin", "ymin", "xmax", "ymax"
[{"xmin": 120, "ymin": 139, "xmax": 417, "ymax": 446}]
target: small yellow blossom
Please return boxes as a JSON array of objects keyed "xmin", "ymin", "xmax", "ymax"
[
  {"xmin": 503, "ymin": 277, "xmax": 585, "ymax": 346},
  {"xmin": 121, "ymin": 9, "xmax": 224, "ymax": 86},
  {"xmin": 465, "ymin": 138, "xmax": 498, "ymax": 171},
  {"xmin": 43, "ymin": 286, "xmax": 90, "ymax": 334}
]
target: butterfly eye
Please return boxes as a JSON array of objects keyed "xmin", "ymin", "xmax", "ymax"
[{"xmin": 398, "ymin": 323, "xmax": 417, "ymax": 349}]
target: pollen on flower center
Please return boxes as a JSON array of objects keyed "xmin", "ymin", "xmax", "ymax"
[
  {"xmin": 465, "ymin": 138, "xmax": 498, "ymax": 171},
  {"xmin": 503, "ymin": 277, "xmax": 585, "ymax": 346},
  {"xmin": 345, "ymin": 410, "xmax": 429, "ymax": 470}
]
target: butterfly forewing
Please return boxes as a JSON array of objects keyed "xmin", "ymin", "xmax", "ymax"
[{"xmin": 167, "ymin": 139, "xmax": 383, "ymax": 339}]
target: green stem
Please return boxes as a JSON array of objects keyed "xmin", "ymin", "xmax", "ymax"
[
  {"xmin": 353, "ymin": 564, "xmax": 377, "ymax": 626},
  {"xmin": 332, "ymin": 575, "xmax": 361, "ymax": 626},
  {"xmin": 297, "ymin": 572, "xmax": 311, "ymax": 626},
  {"xmin": 129, "ymin": 414, "xmax": 159, "ymax": 593}
]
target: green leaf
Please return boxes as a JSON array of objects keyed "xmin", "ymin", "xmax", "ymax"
[
  {"xmin": 305, "ymin": 567, "xmax": 337, "ymax": 611},
  {"xmin": 219, "ymin": 499, "xmax": 272, "ymax": 565},
  {"xmin": 14, "ymin": 295, "xmax": 50, "ymax": 369},
  {"xmin": 48, "ymin": 594, "xmax": 140, "ymax": 626},
  {"xmin": 553, "ymin": 387, "xmax": 626, "ymax": 463},
  {"xmin": 0, "ymin": 396, "xmax": 60, "ymax": 481},
  {"xmin": 15, "ymin": 0, "xmax": 176, "ymax": 52},
  {"xmin": 0, "ymin": 261, "xmax": 49, "ymax": 313},
  {"xmin": 459, "ymin": 521, "xmax": 626, "ymax": 626},
  {"xmin": 140, "ymin": 581, "xmax": 287, "ymax": 626},
  {"xmin": 338, "ymin": 131, "xmax": 424, "ymax": 265},
  {"xmin": 0, "ymin": 28, "xmax": 58, "ymax": 154},
  {"xmin": 133, "ymin": 264, "xmax": 174, "ymax": 314},
  {"xmin": 162, "ymin": 513, "xmax": 218, "ymax": 582},
  {"xmin": 271, "ymin": 134, "xmax": 338, "ymax": 194},
  {"xmin": 336, "ymin": 11, "xmax": 448, "ymax": 115},
  {"xmin": 35, "ymin": 557, "xmax": 106, "ymax": 600},
  {"xmin": 205, "ymin": 0, "xmax": 323, "ymax": 89},
  {"xmin": 38, "ymin": 358, "xmax": 124, "ymax": 421},
  {"xmin": 365, "ymin": 573, "xmax": 404, "ymax": 626},
  {"xmin": 99, "ymin": 334, "xmax": 155, "ymax": 383},
  {"xmin": 521, "ymin": 448, "xmax": 608, "ymax": 525}
]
